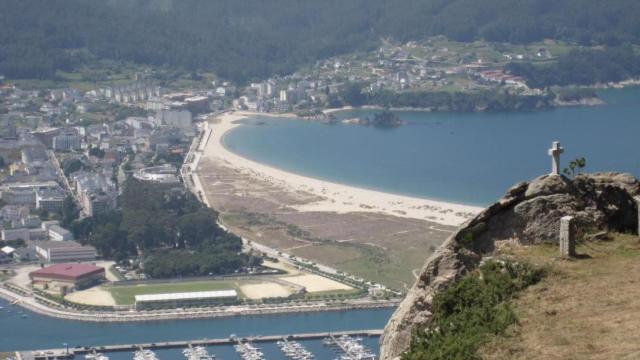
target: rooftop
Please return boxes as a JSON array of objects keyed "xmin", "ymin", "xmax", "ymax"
[
  {"xmin": 34, "ymin": 240, "xmax": 91, "ymax": 249},
  {"xmin": 135, "ymin": 290, "xmax": 238, "ymax": 302},
  {"xmin": 30, "ymin": 263, "xmax": 104, "ymax": 280}
]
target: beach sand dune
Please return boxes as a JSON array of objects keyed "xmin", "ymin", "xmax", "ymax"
[
  {"xmin": 193, "ymin": 111, "xmax": 483, "ymax": 288},
  {"xmin": 203, "ymin": 112, "xmax": 481, "ymax": 227}
]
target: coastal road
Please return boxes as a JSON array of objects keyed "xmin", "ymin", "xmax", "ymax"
[{"xmin": 0, "ymin": 283, "xmax": 398, "ymax": 323}]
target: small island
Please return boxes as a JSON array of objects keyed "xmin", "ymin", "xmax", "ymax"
[{"xmin": 343, "ymin": 110, "xmax": 405, "ymax": 127}]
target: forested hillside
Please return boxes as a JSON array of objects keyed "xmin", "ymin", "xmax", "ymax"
[{"xmin": 2, "ymin": 0, "xmax": 640, "ymax": 83}]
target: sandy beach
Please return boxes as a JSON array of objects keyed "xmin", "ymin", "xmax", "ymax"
[{"xmin": 203, "ymin": 111, "xmax": 482, "ymax": 227}]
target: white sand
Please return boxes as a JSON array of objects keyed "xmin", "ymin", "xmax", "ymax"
[
  {"xmin": 201, "ymin": 111, "xmax": 483, "ymax": 226},
  {"xmin": 65, "ymin": 286, "xmax": 116, "ymax": 306},
  {"xmin": 281, "ymin": 274, "xmax": 353, "ymax": 292},
  {"xmin": 240, "ymin": 283, "xmax": 293, "ymax": 299}
]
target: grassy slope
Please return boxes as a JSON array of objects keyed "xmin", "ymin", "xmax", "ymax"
[{"xmin": 481, "ymin": 233, "xmax": 640, "ymax": 359}]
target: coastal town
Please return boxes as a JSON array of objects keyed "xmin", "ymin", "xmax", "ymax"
[
  {"xmin": 0, "ymin": 67, "xmax": 406, "ymax": 328},
  {"xmin": 0, "ymin": 36, "xmax": 616, "ymax": 324}
]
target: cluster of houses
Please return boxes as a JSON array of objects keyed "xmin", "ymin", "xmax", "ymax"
[
  {"xmin": 230, "ymin": 39, "xmax": 554, "ymax": 114},
  {"xmin": 0, "ymin": 77, "xmax": 204, "ymax": 266}
]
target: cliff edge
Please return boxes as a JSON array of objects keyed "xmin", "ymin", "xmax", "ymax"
[{"xmin": 379, "ymin": 172, "xmax": 640, "ymax": 360}]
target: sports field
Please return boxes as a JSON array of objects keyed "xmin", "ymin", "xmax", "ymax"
[{"xmin": 106, "ymin": 280, "xmax": 237, "ymax": 305}]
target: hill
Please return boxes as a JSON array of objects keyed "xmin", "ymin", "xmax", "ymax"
[
  {"xmin": 481, "ymin": 233, "xmax": 640, "ymax": 359},
  {"xmin": 2, "ymin": 0, "xmax": 640, "ymax": 83},
  {"xmin": 380, "ymin": 172, "xmax": 640, "ymax": 359}
]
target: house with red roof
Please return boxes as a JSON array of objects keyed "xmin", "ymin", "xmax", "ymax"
[{"xmin": 29, "ymin": 263, "xmax": 105, "ymax": 294}]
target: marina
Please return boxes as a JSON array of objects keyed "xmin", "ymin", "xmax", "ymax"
[
  {"xmin": 234, "ymin": 340, "xmax": 265, "ymax": 360},
  {"xmin": 19, "ymin": 330, "xmax": 382, "ymax": 360},
  {"xmin": 323, "ymin": 335, "xmax": 376, "ymax": 360},
  {"xmin": 133, "ymin": 349, "xmax": 159, "ymax": 360},
  {"xmin": 277, "ymin": 340, "xmax": 314, "ymax": 360},
  {"xmin": 182, "ymin": 344, "xmax": 215, "ymax": 360}
]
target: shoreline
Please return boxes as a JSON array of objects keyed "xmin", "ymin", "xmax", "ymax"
[
  {"xmin": 0, "ymin": 285, "xmax": 398, "ymax": 323},
  {"xmin": 209, "ymin": 111, "xmax": 482, "ymax": 227}
]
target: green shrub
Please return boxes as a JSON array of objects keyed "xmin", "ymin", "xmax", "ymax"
[{"xmin": 403, "ymin": 260, "xmax": 545, "ymax": 360}]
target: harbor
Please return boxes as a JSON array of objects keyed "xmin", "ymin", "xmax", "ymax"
[{"xmin": 17, "ymin": 330, "xmax": 383, "ymax": 360}]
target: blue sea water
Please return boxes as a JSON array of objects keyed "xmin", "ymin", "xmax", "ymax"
[
  {"xmin": 225, "ymin": 88, "xmax": 640, "ymax": 206},
  {"xmin": 3, "ymin": 89, "xmax": 639, "ymax": 358},
  {"xmin": 0, "ymin": 298, "xmax": 392, "ymax": 357}
]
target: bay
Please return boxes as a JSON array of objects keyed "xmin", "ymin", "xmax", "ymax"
[{"xmin": 225, "ymin": 88, "xmax": 639, "ymax": 206}]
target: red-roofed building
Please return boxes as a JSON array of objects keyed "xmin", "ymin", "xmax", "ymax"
[{"xmin": 30, "ymin": 263, "xmax": 105, "ymax": 294}]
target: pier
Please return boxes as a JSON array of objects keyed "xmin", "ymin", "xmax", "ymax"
[{"xmin": 20, "ymin": 329, "xmax": 383, "ymax": 359}]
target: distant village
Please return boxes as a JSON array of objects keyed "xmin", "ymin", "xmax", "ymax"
[{"xmin": 233, "ymin": 37, "xmax": 553, "ymax": 113}]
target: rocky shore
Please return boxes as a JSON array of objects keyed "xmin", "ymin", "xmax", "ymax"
[{"xmin": 379, "ymin": 172, "xmax": 640, "ymax": 359}]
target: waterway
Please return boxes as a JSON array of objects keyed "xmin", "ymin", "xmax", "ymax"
[
  {"xmin": 0, "ymin": 298, "xmax": 391, "ymax": 358},
  {"xmin": 225, "ymin": 88, "xmax": 640, "ymax": 206}
]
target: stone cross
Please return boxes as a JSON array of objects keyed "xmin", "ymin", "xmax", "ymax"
[
  {"xmin": 559, "ymin": 216, "xmax": 576, "ymax": 258},
  {"xmin": 548, "ymin": 141, "xmax": 565, "ymax": 176}
]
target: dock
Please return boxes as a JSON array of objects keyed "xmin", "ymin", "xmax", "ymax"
[{"xmin": 20, "ymin": 329, "xmax": 383, "ymax": 359}]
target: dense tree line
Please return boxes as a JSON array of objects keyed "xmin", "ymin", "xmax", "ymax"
[
  {"xmin": 72, "ymin": 179, "xmax": 252, "ymax": 277},
  {"xmin": 507, "ymin": 46, "xmax": 640, "ymax": 88},
  {"xmin": 339, "ymin": 84, "xmax": 555, "ymax": 112},
  {"xmin": 2, "ymin": 0, "xmax": 640, "ymax": 83}
]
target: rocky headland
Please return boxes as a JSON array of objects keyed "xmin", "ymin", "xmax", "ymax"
[{"xmin": 380, "ymin": 172, "xmax": 640, "ymax": 359}]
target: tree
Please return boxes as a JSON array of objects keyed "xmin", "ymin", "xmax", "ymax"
[
  {"xmin": 563, "ymin": 157, "xmax": 587, "ymax": 177},
  {"xmin": 62, "ymin": 159, "xmax": 84, "ymax": 176},
  {"xmin": 61, "ymin": 196, "xmax": 79, "ymax": 228},
  {"xmin": 89, "ymin": 147, "xmax": 105, "ymax": 158}
]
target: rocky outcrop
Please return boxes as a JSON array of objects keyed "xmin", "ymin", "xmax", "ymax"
[{"xmin": 380, "ymin": 173, "xmax": 640, "ymax": 360}]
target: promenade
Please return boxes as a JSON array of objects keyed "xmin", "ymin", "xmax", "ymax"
[{"xmin": 0, "ymin": 284, "xmax": 398, "ymax": 323}]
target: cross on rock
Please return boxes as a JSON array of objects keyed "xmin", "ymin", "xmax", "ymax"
[{"xmin": 548, "ymin": 141, "xmax": 564, "ymax": 176}]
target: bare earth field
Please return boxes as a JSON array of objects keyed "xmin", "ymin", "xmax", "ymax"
[
  {"xmin": 196, "ymin": 117, "xmax": 465, "ymax": 290},
  {"xmin": 482, "ymin": 234, "xmax": 640, "ymax": 360},
  {"xmin": 239, "ymin": 283, "xmax": 293, "ymax": 299},
  {"xmin": 65, "ymin": 287, "xmax": 116, "ymax": 306}
]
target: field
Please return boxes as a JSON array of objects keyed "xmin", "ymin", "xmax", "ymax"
[
  {"xmin": 239, "ymin": 283, "xmax": 292, "ymax": 300},
  {"xmin": 481, "ymin": 233, "xmax": 640, "ymax": 359},
  {"xmin": 106, "ymin": 280, "xmax": 237, "ymax": 305},
  {"xmin": 291, "ymin": 237, "xmax": 441, "ymax": 291},
  {"xmin": 65, "ymin": 287, "xmax": 116, "ymax": 306},
  {"xmin": 100, "ymin": 271, "xmax": 356, "ymax": 305},
  {"xmin": 281, "ymin": 274, "xmax": 353, "ymax": 292}
]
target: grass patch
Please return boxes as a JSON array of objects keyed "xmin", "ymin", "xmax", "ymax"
[
  {"xmin": 106, "ymin": 281, "xmax": 238, "ymax": 305},
  {"xmin": 403, "ymin": 260, "xmax": 545, "ymax": 360},
  {"xmin": 481, "ymin": 233, "xmax": 640, "ymax": 359},
  {"xmin": 292, "ymin": 239, "xmax": 437, "ymax": 291}
]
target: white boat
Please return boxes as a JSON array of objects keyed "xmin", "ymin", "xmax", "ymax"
[
  {"xmin": 133, "ymin": 349, "xmax": 159, "ymax": 360},
  {"xmin": 234, "ymin": 341, "xmax": 265, "ymax": 360},
  {"xmin": 182, "ymin": 344, "xmax": 215, "ymax": 360},
  {"xmin": 85, "ymin": 350, "xmax": 109, "ymax": 360}
]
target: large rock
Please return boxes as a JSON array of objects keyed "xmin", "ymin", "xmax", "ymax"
[{"xmin": 379, "ymin": 173, "xmax": 639, "ymax": 360}]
